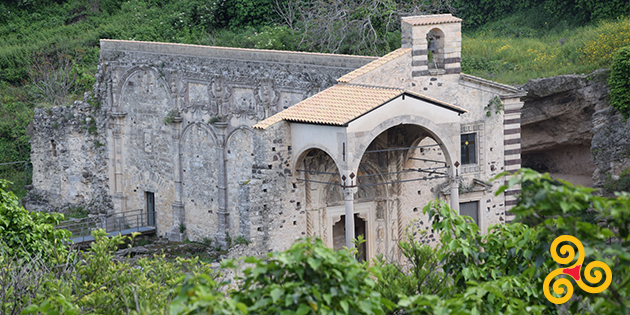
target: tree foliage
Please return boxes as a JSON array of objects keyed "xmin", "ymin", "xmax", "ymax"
[{"xmin": 0, "ymin": 179, "xmax": 69, "ymax": 260}]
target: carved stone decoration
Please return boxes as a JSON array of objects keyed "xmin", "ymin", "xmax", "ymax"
[
  {"xmin": 177, "ymin": 74, "xmax": 188, "ymax": 112},
  {"xmin": 254, "ymin": 79, "xmax": 280, "ymax": 120},
  {"xmin": 232, "ymin": 87, "xmax": 257, "ymax": 119},
  {"xmin": 210, "ymin": 76, "xmax": 231, "ymax": 117},
  {"xmin": 321, "ymin": 208, "xmax": 327, "ymax": 244},
  {"xmin": 376, "ymin": 201, "xmax": 385, "ymax": 220},
  {"xmin": 278, "ymin": 91, "xmax": 304, "ymax": 112},
  {"xmin": 187, "ymin": 82, "xmax": 210, "ymax": 114},
  {"xmin": 376, "ymin": 223, "xmax": 385, "ymax": 254},
  {"xmin": 377, "ymin": 224, "xmax": 384, "ymax": 240}
]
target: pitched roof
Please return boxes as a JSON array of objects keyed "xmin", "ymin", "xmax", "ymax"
[
  {"xmin": 401, "ymin": 14, "xmax": 462, "ymax": 26},
  {"xmin": 337, "ymin": 48, "xmax": 411, "ymax": 83},
  {"xmin": 253, "ymin": 84, "xmax": 466, "ymax": 129}
]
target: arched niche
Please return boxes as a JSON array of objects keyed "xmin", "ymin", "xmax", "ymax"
[
  {"xmin": 226, "ymin": 126, "xmax": 255, "ymax": 238},
  {"xmin": 180, "ymin": 123, "xmax": 219, "ymax": 241},
  {"xmin": 427, "ymin": 28, "xmax": 445, "ymax": 70},
  {"xmin": 296, "ymin": 148, "xmax": 342, "ymax": 209}
]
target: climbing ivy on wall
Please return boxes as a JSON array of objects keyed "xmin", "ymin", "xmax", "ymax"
[
  {"xmin": 608, "ymin": 46, "xmax": 630, "ymax": 119},
  {"xmin": 484, "ymin": 96, "xmax": 503, "ymax": 117}
]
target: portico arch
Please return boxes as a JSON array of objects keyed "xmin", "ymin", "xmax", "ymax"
[{"xmin": 349, "ymin": 115, "xmax": 458, "ymax": 177}]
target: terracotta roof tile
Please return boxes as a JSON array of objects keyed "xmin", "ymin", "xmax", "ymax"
[
  {"xmin": 337, "ymin": 48, "xmax": 411, "ymax": 83},
  {"xmin": 253, "ymin": 84, "xmax": 467, "ymax": 130},
  {"xmin": 402, "ymin": 14, "xmax": 462, "ymax": 26},
  {"xmin": 254, "ymin": 84, "xmax": 402, "ymax": 129}
]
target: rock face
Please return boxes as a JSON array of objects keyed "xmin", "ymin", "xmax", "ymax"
[
  {"xmin": 591, "ymin": 92, "xmax": 630, "ymax": 187},
  {"xmin": 520, "ymin": 70, "xmax": 609, "ymax": 183}
]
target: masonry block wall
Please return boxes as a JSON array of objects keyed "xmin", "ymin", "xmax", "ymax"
[{"xmin": 27, "ymin": 39, "xmax": 376, "ymax": 249}]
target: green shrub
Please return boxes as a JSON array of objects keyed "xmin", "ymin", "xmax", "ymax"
[
  {"xmin": 498, "ymin": 168, "xmax": 630, "ymax": 314},
  {"xmin": 0, "ymin": 179, "xmax": 69, "ymax": 260},
  {"xmin": 604, "ymin": 167, "xmax": 630, "ymax": 192},
  {"xmin": 608, "ymin": 45, "xmax": 630, "ymax": 119},
  {"xmin": 226, "ymin": 238, "xmax": 392, "ymax": 314}
]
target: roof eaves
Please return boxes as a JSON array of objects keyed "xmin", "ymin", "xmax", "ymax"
[
  {"xmin": 460, "ymin": 73, "xmax": 523, "ymax": 95},
  {"xmin": 337, "ymin": 48, "xmax": 411, "ymax": 83},
  {"xmin": 403, "ymin": 90, "xmax": 467, "ymax": 113}
]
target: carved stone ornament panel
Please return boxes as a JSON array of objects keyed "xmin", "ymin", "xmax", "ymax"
[
  {"xmin": 278, "ymin": 90, "xmax": 304, "ymax": 112},
  {"xmin": 186, "ymin": 82, "xmax": 211, "ymax": 114},
  {"xmin": 232, "ymin": 87, "xmax": 257, "ymax": 119},
  {"xmin": 254, "ymin": 79, "xmax": 280, "ymax": 120}
]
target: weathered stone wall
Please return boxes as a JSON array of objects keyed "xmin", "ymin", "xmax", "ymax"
[
  {"xmin": 27, "ymin": 39, "xmax": 376, "ymax": 250},
  {"xmin": 25, "ymin": 98, "xmax": 111, "ymax": 214}
]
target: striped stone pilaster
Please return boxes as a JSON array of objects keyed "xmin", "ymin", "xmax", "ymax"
[
  {"xmin": 442, "ymin": 22, "xmax": 462, "ymax": 74},
  {"xmin": 411, "ymin": 47, "xmax": 429, "ymax": 77},
  {"xmin": 502, "ymin": 97, "xmax": 524, "ymax": 220}
]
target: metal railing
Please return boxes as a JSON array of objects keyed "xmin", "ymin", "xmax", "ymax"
[{"xmin": 56, "ymin": 208, "xmax": 156, "ymax": 243}]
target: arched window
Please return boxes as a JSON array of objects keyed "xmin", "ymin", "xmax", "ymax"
[{"xmin": 427, "ymin": 28, "xmax": 445, "ymax": 70}]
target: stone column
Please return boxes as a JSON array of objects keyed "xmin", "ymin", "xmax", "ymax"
[
  {"xmin": 169, "ymin": 115, "xmax": 186, "ymax": 242},
  {"xmin": 215, "ymin": 122, "xmax": 229, "ymax": 247},
  {"xmin": 343, "ymin": 187, "xmax": 357, "ymax": 249},
  {"xmin": 110, "ymin": 112, "xmax": 127, "ymax": 215},
  {"xmin": 450, "ymin": 176, "xmax": 460, "ymax": 213}
]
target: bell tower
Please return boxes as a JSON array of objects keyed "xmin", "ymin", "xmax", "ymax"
[{"xmin": 401, "ymin": 14, "xmax": 462, "ymax": 76}]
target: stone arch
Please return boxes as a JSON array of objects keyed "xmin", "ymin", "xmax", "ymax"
[
  {"xmin": 180, "ymin": 123, "xmax": 219, "ymax": 241},
  {"xmin": 226, "ymin": 125, "xmax": 255, "ymax": 238},
  {"xmin": 296, "ymin": 148, "xmax": 342, "ymax": 209},
  {"xmin": 293, "ymin": 144, "xmax": 343, "ymax": 178},
  {"xmin": 118, "ymin": 66, "xmax": 174, "ymax": 113},
  {"xmin": 180, "ymin": 122, "xmax": 219, "ymax": 147},
  {"xmin": 355, "ymin": 159, "xmax": 390, "ymax": 202},
  {"xmin": 427, "ymin": 27, "xmax": 445, "ymax": 69},
  {"xmin": 351, "ymin": 115, "xmax": 456, "ymax": 177}
]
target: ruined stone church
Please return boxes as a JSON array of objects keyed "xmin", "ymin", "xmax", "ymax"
[{"xmin": 28, "ymin": 14, "xmax": 524, "ymax": 260}]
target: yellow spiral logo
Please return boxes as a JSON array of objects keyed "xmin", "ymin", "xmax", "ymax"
[{"xmin": 543, "ymin": 235, "xmax": 612, "ymax": 304}]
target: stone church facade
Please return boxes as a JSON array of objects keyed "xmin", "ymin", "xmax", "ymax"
[{"xmin": 27, "ymin": 14, "xmax": 524, "ymax": 260}]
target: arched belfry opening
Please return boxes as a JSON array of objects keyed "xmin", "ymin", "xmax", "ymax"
[{"xmin": 427, "ymin": 28, "xmax": 445, "ymax": 70}]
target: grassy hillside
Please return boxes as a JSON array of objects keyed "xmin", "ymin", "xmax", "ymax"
[
  {"xmin": 0, "ymin": 0, "xmax": 628, "ymax": 197},
  {"xmin": 463, "ymin": 15, "xmax": 630, "ymax": 84}
]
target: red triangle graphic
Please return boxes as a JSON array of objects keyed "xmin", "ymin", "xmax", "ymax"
[{"xmin": 562, "ymin": 264, "xmax": 582, "ymax": 281}]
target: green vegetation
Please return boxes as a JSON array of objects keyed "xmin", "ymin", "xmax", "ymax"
[
  {"xmin": 0, "ymin": 179, "xmax": 69, "ymax": 260},
  {"xmin": 608, "ymin": 46, "xmax": 630, "ymax": 119},
  {"xmin": 2, "ymin": 169, "xmax": 630, "ymax": 314},
  {"xmin": 462, "ymin": 16, "xmax": 630, "ymax": 84},
  {"xmin": 604, "ymin": 167, "xmax": 630, "ymax": 192}
]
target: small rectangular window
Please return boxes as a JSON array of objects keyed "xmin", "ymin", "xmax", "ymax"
[
  {"xmin": 460, "ymin": 201, "xmax": 479, "ymax": 226},
  {"xmin": 461, "ymin": 133, "xmax": 476, "ymax": 164}
]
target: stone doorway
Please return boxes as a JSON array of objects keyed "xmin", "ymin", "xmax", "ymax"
[
  {"xmin": 332, "ymin": 214, "xmax": 367, "ymax": 261},
  {"xmin": 326, "ymin": 203, "xmax": 374, "ymax": 260}
]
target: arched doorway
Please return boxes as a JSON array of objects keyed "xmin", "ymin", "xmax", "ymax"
[{"xmin": 354, "ymin": 124, "xmax": 452, "ymax": 258}]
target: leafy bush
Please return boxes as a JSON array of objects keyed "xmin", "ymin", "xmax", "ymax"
[
  {"xmin": 230, "ymin": 238, "xmax": 393, "ymax": 314},
  {"xmin": 176, "ymin": 238, "xmax": 394, "ymax": 314},
  {"xmin": 499, "ymin": 168, "xmax": 630, "ymax": 314},
  {"xmin": 608, "ymin": 45, "xmax": 630, "ymax": 119},
  {"xmin": 0, "ymin": 179, "xmax": 69, "ymax": 260},
  {"xmin": 375, "ymin": 229, "xmax": 448, "ymax": 305}
]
